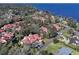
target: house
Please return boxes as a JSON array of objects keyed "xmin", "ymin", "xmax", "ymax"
[
  {"xmin": 56, "ymin": 47, "xmax": 72, "ymax": 55},
  {"xmin": 73, "ymin": 31, "xmax": 79, "ymax": 36},
  {"xmin": 12, "ymin": 16, "xmax": 21, "ymax": 22},
  {"xmin": 50, "ymin": 15, "xmax": 55, "ymax": 23},
  {"xmin": 1, "ymin": 22, "xmax": 21, "ymax": 32},
  {"xmin": 52, "ymin": 23, "xmax": 62, "ymax": 31},
  {"xmin": 0, "ymin": 32, "xmax": 14, "ymax": 43},
  {"xmin": 40, "ymin": 26, "xmax": 48, "ymax": 33},
  {"xmin": 57, "ymin": 32, "xmax": 63, "ymax": 35},
  {"xmin": 51, "ymin": 15, "xmax": 55, "ymax": 20},
  {"xmin": 0, "ymin": 37, "xmax": 7, "ymax": 43},
  {"xmin": 32, "ymin": 16, "xmax": 40, "ymax": 20},
  {"xmin": 21, "ymin": 34, "xmax": 42, "ymax": 45},
  {"xmin": 30, "ymin": 40, "xmax": 44, "ymax": 49},
  {"xmin": 0, "ymin": 18, "xmax": 4, "ymax": 21},
  {"xmin": 0, "ymin": 29, "xmax": 5, "ymax": 33},
  {"xmin": 76, "ymin": 23, "xmax": 79, "ymax": 31},
  {"xmin": 40, "ymin": 16, "xmax": 46, "ymax": 23},
  {"xmin": 58, "ymin": 35, "xmax": 70, "ymax": 44},
  {"xmin": 59, "ymin": 17, "xmax": 64, "ymax": 22},
  {"xmin": 15, "ymin": 26, "xmax": 21, "ymax": 32},
  {"xmin": 62, "ymin": 20, "xmax": 68, "ymax": 25},
  {"xmin": 1, "ymin": 24, "xmax": 15, "ymax": 30},
  {"xmin": 14, "ymin": 22, "xmax": 21, "ymax": 32},
  {"xmin": 2, "ymin": 32, "xmax": 14, "ymax": 40},
  {"xmin": 69, "ymin": 37, "xmax": 79, "ymax": 46}
]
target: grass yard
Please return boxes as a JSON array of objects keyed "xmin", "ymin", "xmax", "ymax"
[
  {"xmin": 63, "ymin": 31, "xmax": 70, "ymax": 37},
  {"xmin": 46, "ymin": 43, "xmax": 63, "ymax": 53},
  {"xmin": 72, "ymin": 49, "xmax": 79, "ymax": 55},
  {"xmin": 44, "ymin": 42, "xmax": 79, "ymax": 55}
]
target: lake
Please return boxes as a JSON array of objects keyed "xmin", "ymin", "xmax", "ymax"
[
  {"xmin": 0, "ymin": 3, "xmax": 79, "ymax": 22},
  {"xmin": 31, "ymin": 3, "xmax": 79, "ymax": 22}
]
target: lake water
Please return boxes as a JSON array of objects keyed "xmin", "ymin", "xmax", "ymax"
[
  {"xmin": 31, "ymin": 3, "xmax": 79, "ymax": 22},
  {"xmin": 0, "ymin": 3, "xmax": 79, "ymax": 21}
]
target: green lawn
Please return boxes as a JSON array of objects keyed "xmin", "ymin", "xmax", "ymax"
[
  {"xmin": 46, "ymin": 43, "xmax": 63, "ymax": 53},
  {"xmin": 63, "ymin": 31, "xmax": 70, "ymax": 37},
  {"xmin": 44, "ymin": 42, "xmax": 79, "ymax": 55},
  {"xmin": 72, "ymin": 49, "xmax": 79, "ymax": 55}
]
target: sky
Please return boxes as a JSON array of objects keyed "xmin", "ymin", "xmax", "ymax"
[{"xmin": 31, "ymin": 3, "xmax": 79, "ymax": 21}]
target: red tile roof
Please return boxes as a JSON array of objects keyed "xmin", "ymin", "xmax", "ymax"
[
  {"xmin": 0, "ymin": 32, "xmax": 14, "ymax": 43},
  {"xmin": 12, "ymin": 16, "xmax": 21, "ymax": 21},
  {"xmin": 40, "ymin": 17, "xmax": 46, "ymax": 23},
  {"xmin": 53, "ymin": 23, "xmax": 61, "ymax": 31},
  {"xmin": 2, "ymin": 24, "xmax": 15, "ymax": 29},
  {"xmin": 0, "ymin": 29, "xmax": 5, "ymax": 32},
  {"xmin": 0, "ymin": 18, "xmax": 4, "ymax": 21},
  {"xmin": 3, "ymin": 32, "xmax": 14, "ymax": 40},
  {"xmin": 21, "ymin": 34, "xmax": 41, "ymax": 44},
  {"xmin": 40, "ymin": 26, "xmax": 48, "ymax": 33},
  {"xmin": 2, "ymin": 23, "xmax": 21, "ymax": 31},
  {"xmin": 0, "ymin": 38, "xmax": 7, "ymax": 43}
]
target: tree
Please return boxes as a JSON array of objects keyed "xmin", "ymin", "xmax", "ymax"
[
  {"xmin": 53, "ymin": 39, "xmax": 59, "ymax": 43},
  {"xmin": 30, "ymin": 24, "xmax": 40, "ymax": 34},
  {"xmin": 67, "ymin": 19, "xmax": 77, "ymax": 29},
  {"xmin": 40, "ymin": 50, "xmax": 49, "ymax": 55}
]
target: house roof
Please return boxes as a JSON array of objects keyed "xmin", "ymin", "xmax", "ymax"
[
  {"xmin": 53, "ymin": 23, "xmax": 61, "ymax": 31},
  {"xmin": 40, "ymin": 16, "xmax": 46, "ymax": 23},
  {"xmin": 40, "ymin": 26, "xmax": 48, "ymax": 33},
  {"xmin": 2, "ymin": 24, "xmax": 15, "ymax": 29},
  {"xmin": 0, "ymin": 32, "xmax": 14, "ymax": 43},
  {"xmin": 0, "ymin": 38, "xmax": 7, "ymax": 43},
  {"xmin": 21, "ymin": 34, "xmax": 41, "ymax": 44},
  {"xmin": 74, "ymin": 31, "xmax": 79, "ymax": 36},
  {"xmin": 2, "ymin": 32, "xmax": 14, "ymax": 40},
  {"xmin": 70, "ymin": 37, "xmax": 79, "ymax": 44},
  {"xmin": 0, "ymin": 29, "xmax": 5, "ymax": 32},
  {"xmin": 12, "ymin": 16, "xmax": 21, "ymax": 21},
  {"xmin": 0, "ymin": 18, "xmax": 4, "ymax": 21},
  {"xmin": 2, "ymin": 23, "xmax": 21, "ymax": 31},
  {"xmin": 56, "ymin": 47, "xmax": 72, "ymax": 55},
  {"xmin": 59, "ymin": 17, "xmax": 63, "ymax": 21}
]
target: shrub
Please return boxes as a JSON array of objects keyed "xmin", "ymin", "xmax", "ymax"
[
  {"xmin": 53, "ymin": 39, "xmax": 59, "ymax": 43},
  {"xmin": 66, "ymin": 19, "xmax": 77, "ymax": 29},
  {"xmin": 30, "ymin": 24, "xmax": 40, "ymax": 34},
  {"xmin": 40, "ymin": 50, "xmax": 49, "ymax": 55},
  {"xmin": 0, "ymin": 19, "xmax": 14, "ymax": 28}
]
